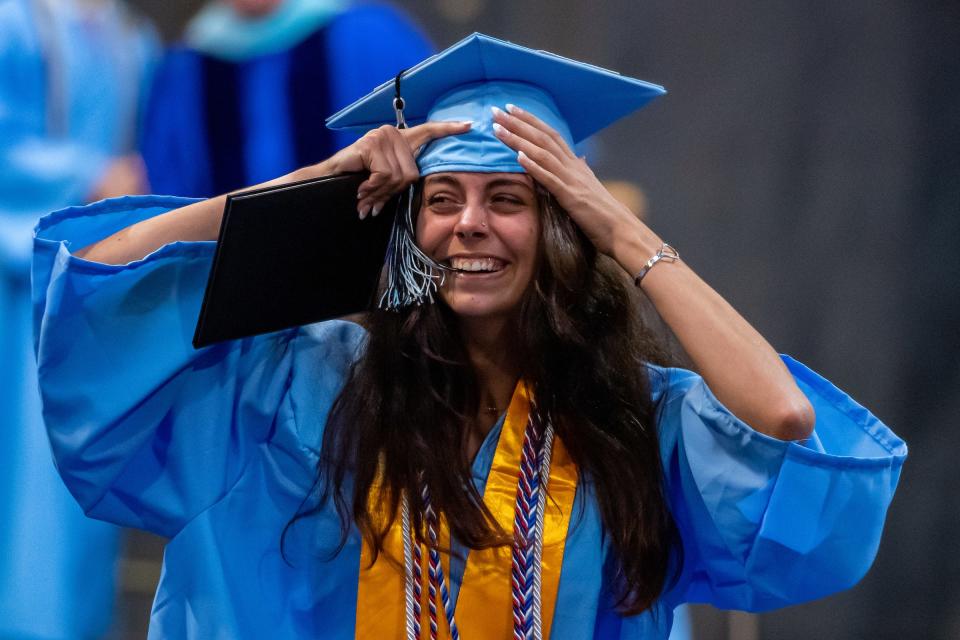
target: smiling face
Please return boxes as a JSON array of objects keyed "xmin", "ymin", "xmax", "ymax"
[{"xmin": 415, "ymin": 172, "xmax": 541, "ymax": 322}]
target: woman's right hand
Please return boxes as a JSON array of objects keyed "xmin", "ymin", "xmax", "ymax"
[
  {"xmin": 75, "ymin": 121, "xmax": 469, "ymax": 265},
  {"xmin": 322, "ymin": 121, "xmax": 472, "ymax": 218}
]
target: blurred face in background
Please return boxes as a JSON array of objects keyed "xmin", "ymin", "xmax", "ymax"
[{"xmin": 229, "ymin": 0, "xmax": 283, "ymax": 18}]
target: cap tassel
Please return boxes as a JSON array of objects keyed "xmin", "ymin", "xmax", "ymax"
[
  {"xmin": 376, "ymin": 68, "xmax": 449, "ymax": 311},
  {"xmin": 378, "ymin": 186, "xmax": 446, "ymax": 311}
]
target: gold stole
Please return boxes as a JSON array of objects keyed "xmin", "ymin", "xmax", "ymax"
[{"xmin": 355, "ymin": 382, "xmax": 579, "ymax": 639}]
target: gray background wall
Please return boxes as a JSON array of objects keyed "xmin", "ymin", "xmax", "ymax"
[{"xmin": 124, "ymin": 1, "xmax": 960, "ymax": 638}]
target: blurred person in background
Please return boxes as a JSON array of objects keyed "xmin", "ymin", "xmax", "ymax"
[
  {"xmin": 141, "ymin": 0, "xmax": 433, "ymax": 198},
  {"xmin": 0, "ymin": 0, "xmax": 158, "ymax": 636}
]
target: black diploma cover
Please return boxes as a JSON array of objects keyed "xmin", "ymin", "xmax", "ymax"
[{"xmin": 193, "ymin": 172, "xmax": 397, "ymax": 348}]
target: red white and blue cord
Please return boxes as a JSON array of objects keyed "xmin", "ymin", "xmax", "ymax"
[
  {"xmin": 532, "ymin": 423, "xmax": 555, "ymax": 640},
  {"xmin": 402, "ymin": 482, "xmax": 460, "ymax": 640},
  {"xmin": 401, "ymin": 413, "xmax": 556, "ymax": 640},
  {"xmin": 512, "ymin": 413, "xmax": 554, "ymax": 640}
]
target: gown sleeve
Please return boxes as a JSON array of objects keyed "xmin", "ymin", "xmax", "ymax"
[
  {"xmin": 652, "ymin": 356, "xmax": 906, "ymax": 612},
  {"xmin": 32, "ymin": 195, "xmax": 299, "ymax": 538}
]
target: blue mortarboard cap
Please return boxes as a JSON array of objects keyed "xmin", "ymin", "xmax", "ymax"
[
  {"xmin": 326, "ymin": 33, "xmax": 665, "ymax": 175},
  {"xmin": 326, "ymin": 33, "xmax": 666, "ymax": 311}
]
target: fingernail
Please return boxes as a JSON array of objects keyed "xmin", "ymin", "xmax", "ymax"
[
  {"xmin": 518, "ymin": 150, "xmax": 527, "ymax": 161},
  {"xmin": 492, "ymin": 122, "xmax": 505, "ymax": 135},
  {"xmin": 491, "ymin": 106, "xmax": 505, "ymax": 118},
  {"xmin": 357, "ymin": 190, "xmax": 366, "ymax": 200},
  {"xmin": 372, "ymin": 203, "xmax": 382, "ymax": 217},
  {"xmin": 506, "ymin": 103, "xmax": 521, "ymax": 114},
  {"xmin": 461, "ymin": 120, "xmax": 473, "ymax": 128},
  {"xmin": 359, "ymin": 205, "xmax": 370, "ymax": 219}
]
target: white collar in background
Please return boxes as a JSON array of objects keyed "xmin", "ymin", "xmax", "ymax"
[{"xmin": 185, "ymin": 0, "xmax": 347, "ymax": 62}]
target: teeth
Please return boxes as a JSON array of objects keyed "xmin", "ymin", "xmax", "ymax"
[{"xmin": 450, "ymin": 257, "xmax": 504, "ymax": 272}]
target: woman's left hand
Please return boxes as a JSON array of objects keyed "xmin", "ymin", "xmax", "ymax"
[
  {"xmin": 495, "ymin": 104, "xmax": 816, "ymax": 440},
  {"xmin": 491, "ymin": 104, "xmax": 644, "ymax": 257}
]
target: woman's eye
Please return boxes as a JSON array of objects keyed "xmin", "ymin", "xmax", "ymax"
[
  {"xmin": 492, "ymin": 195, "xmax": 525, "ymax": 207},
  {"xmin": 427, "ymin": 195, "xmax": 454, "ymax": 206}
]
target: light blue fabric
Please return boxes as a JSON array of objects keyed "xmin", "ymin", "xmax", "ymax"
[
  {"xmin": 668, "ymin": 605, "xmax": 692, "ymax": 640},
  {"xmin": 185, "ymin": 0, "xmax": 347, "ymax": 62},
  {"xmin": 33, "ymin": 196, "xmax": 906, "ymax": 639},
  {"xmin": 326, "ymin": 33, "xmax": 665, "ymax": 144},
  {"xmin": 417, "ymin": 81, "xmax": 574, "ymax": 176},
  {"xmin": 0, "ymin": 2, "xmax": 158, "ymax": 637}
]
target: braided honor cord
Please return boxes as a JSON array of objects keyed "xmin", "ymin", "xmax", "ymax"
[
  {"xmin": 401, "ymin": 412, "xmax": 555, "ymax": 639},
  {"xmin": 511, "ymin": 412, "xmax": 555, "ymax": 640},
  {"xmin": 402, "ymin": 483, "xmax": 460, "ymax": 640},
  {"xmin": 531, "ymin": 420, "xmax": 556, "ymax": 640},
  {"xmin": 401, "ymin": 494, "xmax": 420, "ymax": 640},
  {"xmin": 424, "ymin": 484, "xmax": 459, "ymax": 640}
]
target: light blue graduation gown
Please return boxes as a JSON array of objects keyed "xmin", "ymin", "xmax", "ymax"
[
  {"xmin": 32, "ymin": 196, "xmax": 906, "ymax": 639},
  {"xmin": 0, "ymin": 1, "xmax": 157, "ymax": 637}
]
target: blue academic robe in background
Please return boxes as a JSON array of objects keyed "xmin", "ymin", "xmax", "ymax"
[
  {"xmin": 141, "ymin": 0, "xmax": 434, "ymax": 198},
  {"xmin": 0, "ymin": 0, "xmax": 158, "ymax": 636}
]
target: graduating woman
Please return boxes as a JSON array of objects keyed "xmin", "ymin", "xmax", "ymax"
[{"xmin": 32, "ymin": 34, "xmax": 905, "ymax": 639}]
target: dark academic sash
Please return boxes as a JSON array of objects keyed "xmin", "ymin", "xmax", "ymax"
[{"xmin": 355, "ymin": 382, "xmax": 579, "ymax": 638}]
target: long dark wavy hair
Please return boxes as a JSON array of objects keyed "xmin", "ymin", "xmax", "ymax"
[{"xmin": 300, "ymin": 184, "xmax": 681, "ymax": 614}]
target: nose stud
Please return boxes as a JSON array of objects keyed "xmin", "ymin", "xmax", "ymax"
[{"xmin": 481, "ymin": 221, "xmax": 487, "ymax": 227}]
